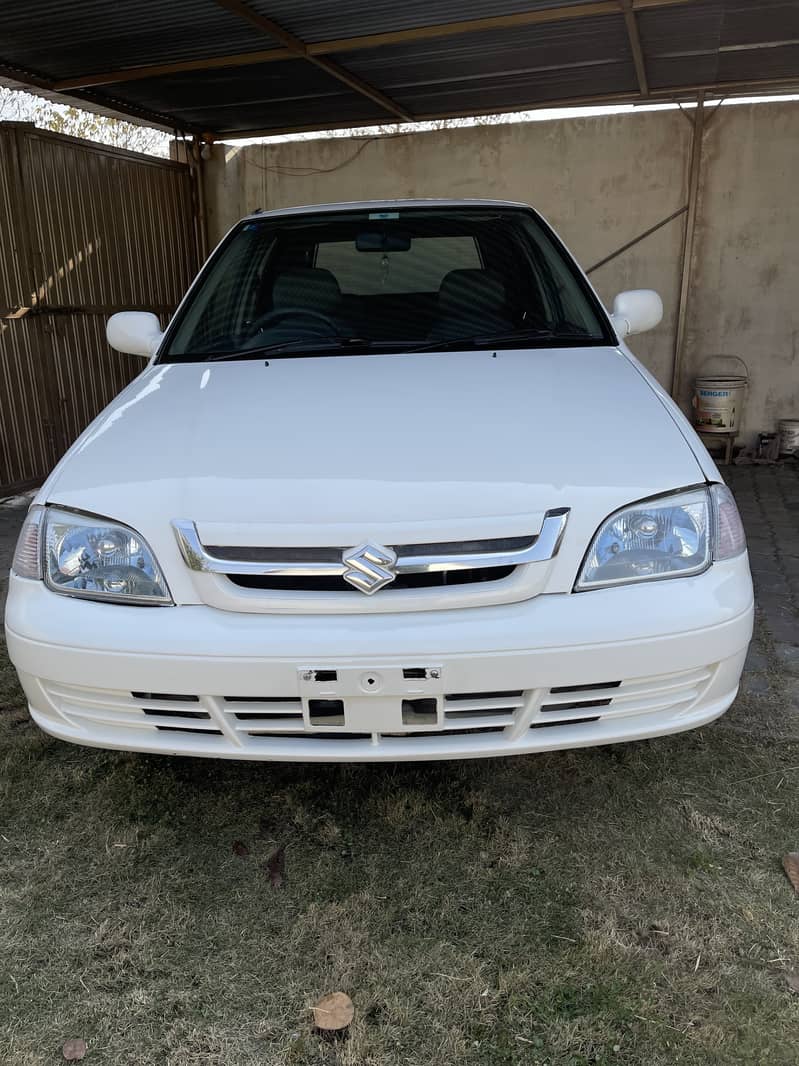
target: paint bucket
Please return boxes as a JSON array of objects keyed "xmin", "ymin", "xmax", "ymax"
[
  {"xmin": 692, "ymin": 357, "xmax": 748, "ymax": 435},
  {"xmin": 778, "ymin": 419, "xmax": 799, "ymax": 456}
]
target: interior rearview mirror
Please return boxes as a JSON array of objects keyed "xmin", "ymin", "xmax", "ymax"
[
  {"xmin": 610, "ymin": 290, "xmax": 663, "ymax": 338},
  {"xmin": 355, "ymin": 231, "xmax": 412, "ymax": 252},
  {"xmin": 106, "ymin": 311, "xmax": 164, "ymax": 357}
]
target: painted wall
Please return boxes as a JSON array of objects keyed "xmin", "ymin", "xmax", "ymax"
[{"xmin": 205, "ymin": 103, "xmax": 799, "ymax": 441}]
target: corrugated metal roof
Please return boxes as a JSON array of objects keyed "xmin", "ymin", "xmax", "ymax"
[
  {"xmin": 1, "ymin": 0, "xmax": 797, "ymax": 136},
  {"xmin": 0, "ymin": 0, "xmax": 277, "ymax": 79},
  {"xmin": 340, "ymin": 15, "xmax": 635, "ymax": 104},
  {"xmin": 247, "ymin": 0, "xmax": 603, "ymax": 44},
  {"xmin": 115, "ymin": 61, "xmax": 391, "ymax": 131}
]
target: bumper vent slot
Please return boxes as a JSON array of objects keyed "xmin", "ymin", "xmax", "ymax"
[
  {"xmin": 131, "ymin": 691, "xmax": 200, "ymax": 702},
  {"xmin": 221, "ymin": 696, "xmax": 304, "ymax": 736},
  {"xmin": 443, "ymin": 690, "xmax": 524, "ymax": 727},
  {"xmin": 131, "ymin": 691, "xmax": 223, "ymax": 736},
  {"xmin": 532, "ymin": 668, "xmax": 714, "ymax": 728}
]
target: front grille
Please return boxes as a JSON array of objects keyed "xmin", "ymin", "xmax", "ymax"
[
  {"xmin": 215, "ymin": 536, "xmax": 525, "ymax": 592},
  {"xmin": 228, "ymin": 566, "xmax": 514, "ymax": 592},
  {"xmin": 172, "ymin": 512, "xmax": 570, "ymax": 609},
  {"xmin": 205, "ymin": 536, "xmax": 533, "ymax": 562}
]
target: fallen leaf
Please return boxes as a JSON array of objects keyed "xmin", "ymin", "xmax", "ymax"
[
  {"xmin": 782, "ymin": 852, "xmax": 799, "ymax": 893},
  {"xmin": 312, "ymin": 991, "xmax": 354, "ymax": 1032},
  {"xmin": 786, "ymin": 972, "xmax": 799, "ymax": 994},
  {"xmin": 232, "ymin": 840, "xmax": 249, "ymax": 858},
  {"xmin": 62, "ymin": 1038, "xmax": 87, "ymax": 1061},
  {"xmin": 265, "ymin": 845, "xmax": 286, "ymax": 888}
]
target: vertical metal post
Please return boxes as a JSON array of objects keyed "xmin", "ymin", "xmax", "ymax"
[
  {"xmin": 189, "ymin": 137, "xmax": 209, "ymax": 262},
  {"xmin": 671, "ymin": 92, "xmax": 705, "ymax": 400},
  {"xmin": 195, "ymin": 143, "xmax": 210, "ymax": 262}
]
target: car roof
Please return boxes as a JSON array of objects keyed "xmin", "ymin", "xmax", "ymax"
[{"xmin": 241, "ymin": 198, "xmax": 531, "ymax": 222}]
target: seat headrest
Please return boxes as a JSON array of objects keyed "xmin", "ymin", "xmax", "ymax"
[
  {"xmin": 438, "ymin": 269, "xmax": 507, "ymax": 314},
  {"xmin": 273, "ymin": 268, "xmax": 342, "ymax": 312}
]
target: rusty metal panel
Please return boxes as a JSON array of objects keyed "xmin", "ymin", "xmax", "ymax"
[
  {"xmin": 45, "ymin": 313, "xmax": 147, "ymax": 452},
  {"xmin": 0, "ymin": 126, "xmax": 29, "ymax": 312},
  {"xmin": 0, "ymin": 124, "xmax": 200, "ymax": 494},
  {"xmin": 19, "ymin": 127, "xmax": 197, "ymax": 312},
  {"xmin": 0, "ymin": 317, "xmax": 55, "ymax": 492}
]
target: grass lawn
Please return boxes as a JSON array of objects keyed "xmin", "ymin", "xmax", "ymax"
[{"xmin": 1, "ymin": 628, "xmax": 799, "ymax": 1066}]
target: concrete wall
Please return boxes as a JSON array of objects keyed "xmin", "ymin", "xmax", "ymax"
[
  {"xmin": 684, "ymin": 104, "xmax": 799, "ymax": 437},
  {"xmin": 205, "ymin": 103, "xmax": 799, "ymax": 441}
]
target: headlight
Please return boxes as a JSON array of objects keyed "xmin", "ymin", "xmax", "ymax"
[
  {"xmin": 39, "ymin": 508, "xmax": 171, "ymax": 605},
  {"xmin": 576, "ymin": 484, "xmax": 745, "ymax": 591}
]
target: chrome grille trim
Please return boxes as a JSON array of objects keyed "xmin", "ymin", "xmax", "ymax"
[{"xmin": 171, "ymin": 509, "xmax": 569, "ymax": 578}]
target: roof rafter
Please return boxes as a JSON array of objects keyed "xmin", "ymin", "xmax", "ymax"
[
  {"xmin": 216, "ymin": 76, "xmax": 799, "ymax": 139},
  {"xmin": 0, "ymin": 64, "xmax": 203, "ymax": 134},
  {"xmin": 52, "ymin": 0, "xmax": 697, "ymax": 92},
  {"xmin": 620, "ymin": 0, "xmax": 649, "ymax": 96},
  {"xmin": 211, "ymin": 0, "xmax": 412, "ymax": 122}
]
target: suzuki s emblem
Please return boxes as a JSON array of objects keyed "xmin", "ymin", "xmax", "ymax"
[{"xmin": 342, "ymin": 542, "xmax": 398, "ymax": 595}]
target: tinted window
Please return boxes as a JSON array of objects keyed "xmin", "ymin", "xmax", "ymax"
[{"xmin": 161, "ymin": 206, "xmax": 611, "ymax": 361}]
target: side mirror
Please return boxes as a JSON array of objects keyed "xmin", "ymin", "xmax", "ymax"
[
  {"xmin": 610, "ymin": 290, "xmax": 663, "ymax": 338},
  {"xmin": 106, "ymin": 311, "xmax": 164, "ymax": 357}
]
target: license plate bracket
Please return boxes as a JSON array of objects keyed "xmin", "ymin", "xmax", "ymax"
[{"xmin": 297, "ymin": 665, "xmax": 444, "ymax": 732}]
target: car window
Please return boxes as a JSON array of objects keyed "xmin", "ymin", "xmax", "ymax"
[
  {"xmin": 316, "ymin": 236, "xmax": 482, "ymax": 295},
  {"xmin": 161, "ymin": 206, "xmax": 612, "ymax": 360}
]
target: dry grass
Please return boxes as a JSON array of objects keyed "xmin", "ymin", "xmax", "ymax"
[{"xmin": 1, "ymin": 632, "xmax": 799, "ymax": 1065}]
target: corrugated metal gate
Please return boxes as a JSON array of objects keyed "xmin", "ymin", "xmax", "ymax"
[{"xmin": 0, "ymin": 123, "xmax": 201, "ymax": 494}]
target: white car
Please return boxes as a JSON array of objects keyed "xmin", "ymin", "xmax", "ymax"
[{"xmin": 6, "ymin": 199, "xmax": 753, "ymax": 763}]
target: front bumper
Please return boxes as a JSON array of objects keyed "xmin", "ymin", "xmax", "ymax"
[{"xmin": 5, "ymin": 557, "xmax": 754, "ymax": 762}]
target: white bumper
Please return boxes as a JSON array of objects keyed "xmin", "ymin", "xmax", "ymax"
[{"xmin": 5, "ymin": 557, "xmax": 754, "ymax": 762}]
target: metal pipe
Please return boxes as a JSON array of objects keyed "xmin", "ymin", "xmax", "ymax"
[
  {"xmin": 586, "ymin": 205, "xmax": 687, "ymax": 274},
  {"xmin": 670, "ymin": 91, "xmax": 705, "ymax": 401}
]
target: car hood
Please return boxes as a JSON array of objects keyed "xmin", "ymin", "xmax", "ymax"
[{"xmin": 44, "ymin": 347, "xmax": 703, "ymax": 548}]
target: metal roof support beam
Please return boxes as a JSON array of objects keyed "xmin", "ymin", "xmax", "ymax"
[
  {"xmin": 671, "ymin": 91, "xmax": 705, "ymax": 402},
  {"xmin": 211, "ymin": 0, "xmax": 412, "ymax": 122},
  {"xmin": 620, "ymin": 0, "xmax": 649, "ymax": 96},
  {"xmin": 51, "ymin": 50, "xmax": 294, "ymax": 91},
  {"xmin": 0, "ymin": 65, "xmax": 201, "ymax": 133},
  {"xmin": 217, "ymin": 76, "xmax": 799, "ymax": 139},
  {"xmin": 52, "ymin": 0, "xmax": 696, "ymax": 92}
]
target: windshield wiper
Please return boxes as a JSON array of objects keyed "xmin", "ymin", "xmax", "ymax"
[
  {"xmin": 202, "ymin": 336, "xmax": 380, "ymax": 361},
  {"xmin": 407, "ymin": 325, "xmax": 595, "ymax": 353}
]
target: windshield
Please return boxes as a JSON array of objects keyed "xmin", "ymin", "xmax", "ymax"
[{"xmin": 159, "ymin": 206, "xmax": 612, "ymax": 362}]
